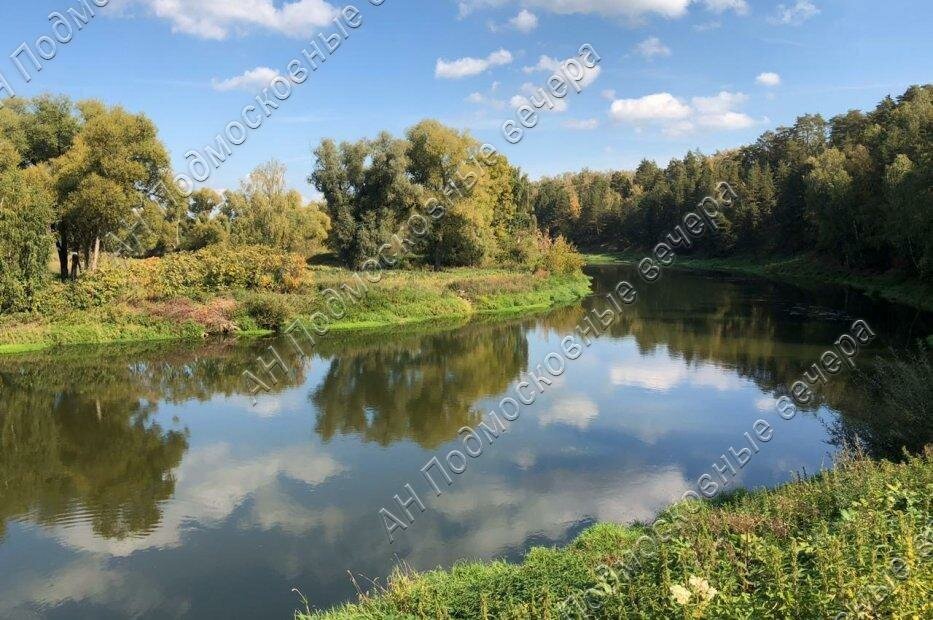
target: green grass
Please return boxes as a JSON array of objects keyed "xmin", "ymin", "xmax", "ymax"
[
  {"xmin": 299, "ymin": 450, "xmax": 933, "ymax": 619},
  {"xmin": 585, "ymin": 251, "xmax": 933, "ymax": 311},
  {"xmin": 0, "ymin": 269, "xmax": 591, "ymax": 355}
]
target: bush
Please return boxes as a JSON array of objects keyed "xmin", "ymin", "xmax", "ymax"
[
  {"xmin": 146, "ymin": 245, "xmax": 311, "ymax": 298},
  {"xmin": 240, "ymin": 293, "xmax": 291, "ymax": 331},
  {"xmin": 528, "ymin": 232, "xmax": 585, "ymax": 275}
]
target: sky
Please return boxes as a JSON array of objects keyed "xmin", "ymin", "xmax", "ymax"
[{"xmin": 0, "ymin": 0, "xmax": 930, "ymax": 196}]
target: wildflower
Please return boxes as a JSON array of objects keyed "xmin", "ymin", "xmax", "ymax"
[
  {"xmin": 688, "ymin": 575, "xmax": 719, "ymax": 602},
  {"xmin": 670, "ymin": 584, "xmax": 692, "ymax": 605}
]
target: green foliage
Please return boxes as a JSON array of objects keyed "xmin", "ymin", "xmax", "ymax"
[
  {"xmin": 0, "ymin": 153, "xmax": 54, "ymax": 312},
  {"xmin": 240, "ymin": 292, "xmax": 292, "ymax": 331},
  {"xmin": 224, "ymin": 160, "xmax": 330, "ymax": 256},
  {"xmin": 531, "ymin": 233, "xmax": 585, "ymax": 275},
  {"xmin": 151, "ymin": 245, "xmax": 310, "ymax": 297},
  {"xmin": 54, "ymin": 100, "xmax": 172, "ymax": 273},
  {"xmin": 539, "ymin": 85, "xmax": 933, "ymax": 281},
  {"xmin": 301, "ymin": 451, "xmax": 933, "ymax": 619},
  {"xmin": 311, "ymin": 120, "xmax": 538, "ymax": 269}
]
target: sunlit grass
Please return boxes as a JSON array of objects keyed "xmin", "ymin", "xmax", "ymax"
[{"xmin": 300, "ymin": 449, "xmax": 932, "ymax": 619}]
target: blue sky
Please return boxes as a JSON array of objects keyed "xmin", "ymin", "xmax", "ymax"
[{"xmin": 1, "ymin": 0, "xmax": 930, "ymax": 196}]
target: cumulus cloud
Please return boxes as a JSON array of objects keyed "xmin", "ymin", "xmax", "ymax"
[
  {"xmin": 692, "ymin": 90, "xmax": 748, "ymax": 113},
  {"xmin": 436, "ymin": 49, "xmax": 514, "ymax": 79},
  {"xmin": 123, "ymin": 0, "xmax": 338, "ymax": 39},
  {"xmin": 635, "ymin": 36, "xmax": 672, "ymax": 59},
  {"xmin": 211, "ymin": 66, "xmax": 282, "ymax": 92},
  {"xmin": 609, "ymin": 90, "xmax": 755, "ymax": 134},
  {"xmin": 756, "ymin": 71, "xmax": 782, "ymax": 86},
  {"xmin": 509, "ymin": 9, "xmax": 539, "ymax": 32},
  {"xmin": 770, "ymin": 0, "xmax": 819, "ymax": 25},
  {"xmin": 610, "ymin": 92, "xmax": 692, "ymax": 122},
  {"xmin": 458, "ymin": 0, "xmax": 692, "ymax": 21}
]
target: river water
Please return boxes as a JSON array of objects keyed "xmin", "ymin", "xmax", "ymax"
[{"xmin": 0, "ymin": 265, "xmax": 929, "ymax": 618}]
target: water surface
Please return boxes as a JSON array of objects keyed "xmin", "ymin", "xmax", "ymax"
[{"xmin": 1, "ymin": 265, "xmax": 929, "ymax": 618}]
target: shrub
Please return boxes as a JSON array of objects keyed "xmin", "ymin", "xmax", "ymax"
[
  {"xmin": 528, "ymin": 232, "xmax": 585, "ymax": 275},
  {"xmin": 240, "ymin": 293, "xmax": 292, "ymax": 331},
  {"xmin": 150, "ymin": 245, "xmax": 311, "ymax": 298}
]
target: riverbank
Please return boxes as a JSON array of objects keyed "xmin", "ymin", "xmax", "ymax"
[
  {"xmin": 586, "ymin": 252, "xmax": 933, "ymax": 312},
  {"xmin": 301, "ymin": 450, "xmax": 932, "ymax": 619},
  {"xmin": 0, "ymin": 261, "xmax": 591, "ymax": 355}
]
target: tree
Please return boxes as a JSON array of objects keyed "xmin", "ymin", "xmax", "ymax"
[
  {"xmin": 225, "ymin": 160, "xmax": 330, "ymax": 256},
  {"xmin": 310, "ymin": 120, "xmax": 534, "ymax": 269},
  {"xmin": 53, "ymin": 102, "xmax": 171, "ymax": 275},
  {"xmin": 0, "ymin": 137, "xmax": 54, "ymax": 312}
]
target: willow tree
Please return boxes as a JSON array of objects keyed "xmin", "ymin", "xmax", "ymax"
[
  {"xmin": 54, "ymin": 101, "xmax": 171, "ymax": 274},
  {"xmin": 225, "ymin": 160, "xmax": 330, "ymax": 256}
]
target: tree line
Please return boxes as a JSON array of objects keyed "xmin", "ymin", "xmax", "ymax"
[
  {"xmin": 1, "ymin": 86, "xmax": 928, "ymax": 314},
  {"xmin": 533, "ymin": 85, "xmax": 932, "ymax": 278}
]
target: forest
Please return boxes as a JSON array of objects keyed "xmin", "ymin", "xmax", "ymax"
[{"xmin": 534, "ymin": 85, "xmax": 932, "ymax": 278}]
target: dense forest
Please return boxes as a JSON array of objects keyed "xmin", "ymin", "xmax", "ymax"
[{"xmin": 534, "ymin": 85, "xmax": 932, "ymax": 278}]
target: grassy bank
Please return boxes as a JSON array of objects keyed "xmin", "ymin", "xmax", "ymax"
[
  {"xmin": 586, "ymin": 251, "xmax": 933, "ymax": 312},
  {"xmin": 0, "ymin": 259, "xmax": 591, "ymax": 355},
  {"xmin": 300, "ymin": 450, "xmax": 932, "ymax": 619}
]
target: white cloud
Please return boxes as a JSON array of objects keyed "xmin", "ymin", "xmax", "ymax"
[
  {"xmin": 523, "ymin": 54, "xmax": 561, "ymax": 74},
  {"xmin": 458, "ymin": 0, "xmax": 692, "ymax": 21},
  {"xmin": 702, "ymin": 0, "xmax": 748, "ymax": 14},
  {"xmin": 635, "ymin": 36, "xmax": 672, "ymax": 59},
  {"xmin": 692, "ymin": 90, "xmax": 748, "ymax": 113},
  {"xmin": 610, "ymin": 92, "xmax": 692, "ymax": 122},
  {"xmin": 436, "ymin": 48, "xmax": 513, "ymax": 79},
  {"xmin": 756, "ymin": 71, "xmax": 782, "ymax": 86},
  {"xmin": 509, "ymin": 9, "xmax": 539, "ymax": 32},
  {"xmin": 601, "ymin": 89, "xmax": 617, "ymax": 100},
  {"xmin": 563, "ymin": 118, "xmax": 600, "ymax": 130},
  {"xmin": 770, "ymin": 0, "xmax": 819, "ymax": 25},
  {"xmin": 211, "ymin": 66, "xmax": 282, "ymax": 92},
  {"xmin": 696, "ymin": 110, "xmax": 754, "ymax": 130},
  {"xmin": 126, "ymin": 0, "xmax": 338, "ymax": 39},
  {"xmin": 610, "ymin": 90, "xmax": 755, "ymax": 134},
  {"xmin": 692, "ymin": 91, "xmax": 754, "ymax": 130}
]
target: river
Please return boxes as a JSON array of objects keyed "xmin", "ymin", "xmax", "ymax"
[{"xmin": 0, "ymin": 264, "xmax": 929, "ymax": 618}]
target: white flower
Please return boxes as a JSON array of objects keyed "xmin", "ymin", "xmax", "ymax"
[
  {"xmin": 688, "ymin": 575, "xmax": 719, "ymax": 602},
  {"xmin": 670, "ymin": 583, "xmax": 693, "ymax": 605}
]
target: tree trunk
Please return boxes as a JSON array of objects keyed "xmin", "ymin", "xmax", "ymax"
[
  {"xmin": 69, "ymin": 252, "xmax": 80, "ymax": 280},
  {"xmin": 57, "ymin": 230, "xmax": 69, "ymax": 281},
  {"xmin": 90, "ymin": 236, "xmax": 100, "ymax": 271}
]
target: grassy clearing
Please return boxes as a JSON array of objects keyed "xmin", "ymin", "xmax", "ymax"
[
  {"xmin": 0, "ymin": 266, "xmax": 591, "ymax": 355},
  {"xmin": 299, "ymin": 450, "xmax": 932, "ymax": 619},
  {"xmin": 585, "ymin": 251, "xmax": 933, "ymax": 311}
]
